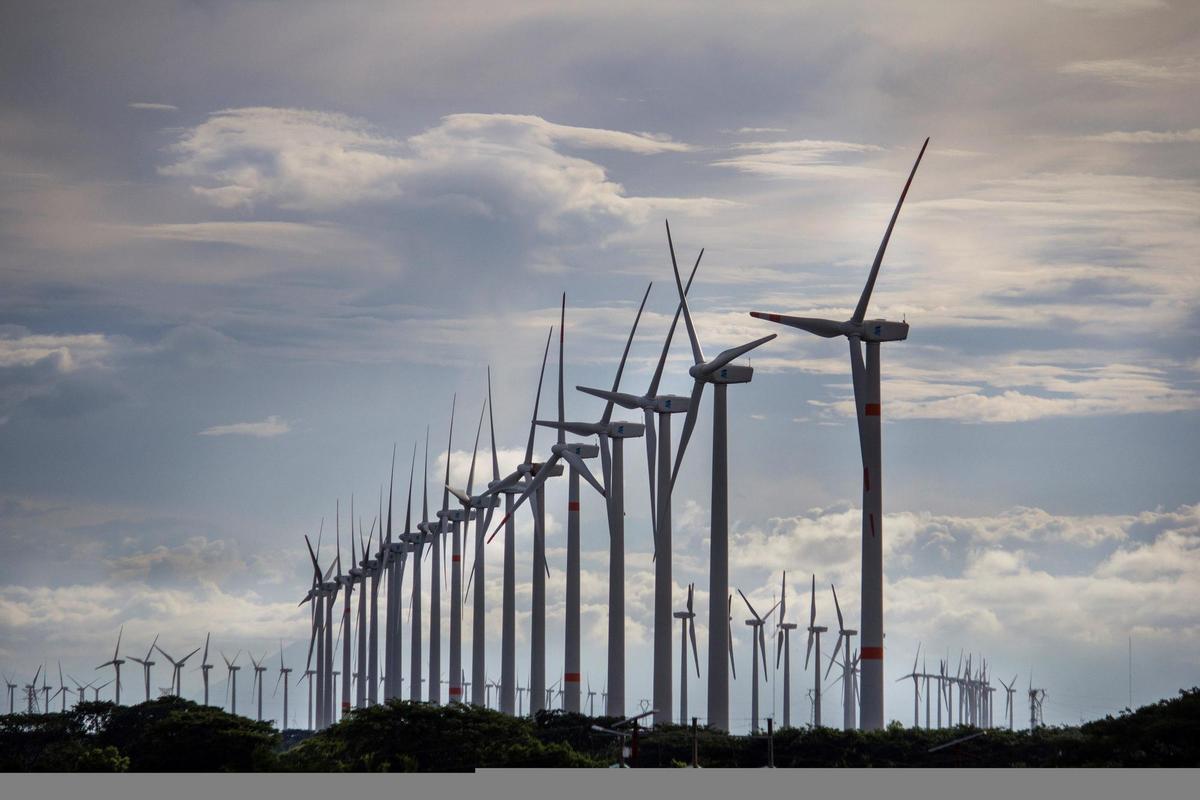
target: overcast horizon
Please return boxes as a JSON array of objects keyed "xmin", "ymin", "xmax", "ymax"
[{"xmin": 1, "ymin": 0, "xmax": 1198, "ymax": 731}]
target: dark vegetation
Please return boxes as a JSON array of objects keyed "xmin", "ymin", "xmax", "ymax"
[{"xmin": 3, "ymin": 688, "xmax": 1197, "ymax": 771}]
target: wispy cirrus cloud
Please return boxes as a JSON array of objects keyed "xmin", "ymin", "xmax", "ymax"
[
  {"xmin": 197, "ymin": 415, "xmax": 290, "ymax": 438},
  {"xmin": 1081, "ymin": 128, "xmax": 1200, "ymax": 143},
  {"xmin": 127, "ymin": 101, "xmax": 178, "ymax": 112}
]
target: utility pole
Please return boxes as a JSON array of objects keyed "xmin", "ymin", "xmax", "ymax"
[
  {"xmin": 767, "ymin": 716, "xmax": 775, "ymax": 768},
  {"xmin": 691, "ymin": 716, "xmax": 699, "ymax": 768}
]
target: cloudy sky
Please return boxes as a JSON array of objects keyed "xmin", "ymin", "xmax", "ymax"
[{"xmin": 1, "ymin": 0, "xmax": 1197, "ymax": 730}]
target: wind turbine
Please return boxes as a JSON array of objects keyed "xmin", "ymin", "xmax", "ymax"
[
  {"xmin": 56, "ymin": 662, "xmax": 69, "ymax": 712},
  {"xmin": 458, "ymin": 373, "xmax": 502, "ymax": 708},
  {"xmin": 446, "ymin": 397, "xmax": 486, "ymax": 705},
  {"xmin": 749, "ymin": 138, "xmax": 929, "ymax": 730},
  {"xmin": 665, "ymin": 221, "xmax": 777, "ymax": 731},
  {"xmin": 351, "ymin": 514, "xmax": 369, "ymax": 709},
  {"xmin": 95, "ymin": 627, "xmax": 125, "ymax": 705},
  {"xmin": 155, "ymin": 642, "xmax": 201, "ymax": 696},
  {"xmin": 336, "ymin": 500, "xmax": 355, "ymax": 715},
  {"xmin": 775, "ymin": 572, "xmax": 798, "ymax": 728},
  {"xmin": 274, "ymin": 643, "xmax": 292, "ymax": 729},
  {"xmin": 896, "ymin": 643, "xmax": 921, "ymax": 728},
  {"xmin": 410, "ymin": 426, "xmax": 437, "ymax": 703},
  {"xmin": 827, "ymin": 584, "xmax": 857, "ymax": 730},
  {"xmin": 428, "ymin": 397, "xmax": 457, "ymax": 705},
  {"xmin": 739, "ymin": 589, "xmax": 780, "ymax": 734},
  {"xmin": 673, "ymin": 582, "xmax": 700, "ymax": 726},
  {"xmin": 483, "ymin": 326, "xmax": 560, "ymax": 715},
  {"xmin": 804, "ymin": 575, "xmax": 828, "ymax": 727},
  {"xmin": 39, "ymin": 665, "xmax": 52, "ymax": 713},
  {"xmin": 299, "ymin": 668, "xmax": 316, "ymax": 730},
  {"xmin": 5, "ymin": 672, "xmax": 18, "ymax": 714},
  {"xmin": 508, "ymin": 291, "xmax": 650, "ymax": 713},
  {"xmin": 383, "ymin": 443, "xmax": 417, "ymax": 702},
  {"xmin": 578, "ymin": 256, "xmax": 700, "ymax": 734},
  {"xmin": 24, "ymin": 666, "xmax": 42, "ymax": 713},
  {"xmin": 127, "ymin": 634, "xmax": 159, "ymax": 703},
  {"xmin": 92, "ymin": 680, "xmax": 112, "ymax": 702},
  {"xmin": 586, "ymin": 678, "xmax": 598, "ymax": 717},
  {"xmin": 1000, "ymin": 674, "xmax": 1017, "ymax": 731},
  {"xmin": 363, "ymin": 506, "xmax": 383, "ymax": 708},
  {"xmin": 222, "ymin": 650, "xmax": 241, "ymax": 715}
]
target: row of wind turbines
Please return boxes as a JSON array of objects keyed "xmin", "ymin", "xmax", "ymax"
[
  {"xmin": 7, "ymin": 138, "xmax": 1031, "ymax": 737},
  {"xmin": 289, "ymin": 137, "xmax": 932, "ymax": 733}
]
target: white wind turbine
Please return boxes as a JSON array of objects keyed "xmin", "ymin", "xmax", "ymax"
[
  {"xmin": 155, "ymin": 641, "xmax": 201, "ymax": 697},
  {"xmin": 749, "ymin": 138, "xmax": 930, "ymax": 730},
  {"xmin": 335, "ymin": 500, "xmax": 356, "ymax": 716},
  {"xmin": 447, "ymin": 397, "xmax": 487, "ymax": 706},
  {"xmin": 896, "ymin": 643, "xmax": 921, "ymax": 728},
  {"xmin": 525, "ymin": 290, "xmax": 651, "ymax": 714},
  {"xmin": 383, "ymin": 443, "xmax": 418, "ymax": 703},
  {"xmin": 4, "ymin": 672, "xmax": 17, "ymax": 714},
  {"xmin": 578, "ymin": 262, "xmax": 705, "ymax": 723},
  {"xmin": 24, "ymin": 665, "xmax": 42, "ymax": 713},
  {"xmin": 825, "ymin": 583, "xmax": 857, "ymax": 730},
  {"xmin": 127, "ymin": 634, "xmax": 159, "ymax": 703},
  {"xmin": 1000, "ymin": 674, "xmax": 1017, "ymax": 731},
  {"xmin": 362, "ymin": 502, "xmax": 383, "ymax": 707},
  {"xmin": 456, "ymin": 378, "xmax": 503, "ymax": 708},
  {"xmin": 351, "ymin": 514, "xmax": 369, "ymax": 709},
  {"xmin": 221, "ymin": 650, "xmax": 241, "ymax": 715},
  {"xmin": 673, "ymin": 582, "xmax": 701, "ymax": 726},
  {"xmin": 738, "ymin": 589, "xmax": 781, "ymax": 735},
  {"xmin": 483, "ymin": 326, "xmax": 562, "ymax": 715},
  {"xmin": 94, "ymin": 628, "xmax": 124, "ymax": 705},
  {"xmin": 274, "ymin": 642, "xmax": 292, "ymax": 730},
  {"xmin": 804, "ymin": 575, "xmax": 828, "ymax": 727},
  {"xmin": 666, "ymin": 221, "xmax": 777, "ymax": 731},
  {"xmin": 775, "ymin": 572, "xmax": 798, "ymax": 728},
  {"xmin": 91, "ymin": 680, "xmax": 112, "ymax": 702},
  {"xmin": 428, "ymin": 397, "xmax": 457, "ymax": 705}
]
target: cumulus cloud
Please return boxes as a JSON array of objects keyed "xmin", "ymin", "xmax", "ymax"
[
  {"xmin": 198, "ymin": 415, "xmax": 290, "ymax": 438},
  {"xmin": 0, "ymin": 328, "xmax": 126, "ymax": 421},
  {"xmin": 160, "ymin": 108, "xmax": 724, "ymax": 230},
  {"xmin": 106, "ymin": 536, "xmax": 246, "ymax": 584}
]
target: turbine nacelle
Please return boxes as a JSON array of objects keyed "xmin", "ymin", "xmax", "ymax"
[
  {"xmin": 649, "ymin": 394, "xmax": 690, "ymax": 414},
  {"xmin": 688, "ymin": 362, "xmax": 755, "ymax": 385}
]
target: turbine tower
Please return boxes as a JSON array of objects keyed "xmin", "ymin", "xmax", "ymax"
[
  {"xmin": 739, "ymin": 589, "xmax": 780, "ymax": 734},
  {"xmin": 828, "ymin": 584, "xmax": 857, "ymax": 730},
  {"xmin": 221, "ymin": 651, "xmax": 241, "ymax": 716},
  {"xmin": 199, "ymin": 633, "xmax": 216, "ymax": 705},
  {"xmin": 250, "ymin": 652, "xmax": 268, "ymax": 722},
  {"xmin": 483, "ymin": 326, "xmax": 560, "ymax": 715},
  {"xmin": 804, "ymin": 575, "xmax": 828, "ymax": 727},
  {"xmin": 429, "ymin": 397, "xmax": 457, "ymax": 704},
  {"xmin": 749, "ymin": 138, "xmax": 930, "ymax": 730},
  {"xmin": 96, "ymin": 626, "xmax": 125, "ymax": 705},
  {"xmin": 335, "ymin": 502, "xmax": 354, "ymax": 715},
  {"xmin": 775, "ymin": 572, "xmax": 798, "ymax": 728},
  {"xmin": 350, "ymin": 516, "xmax": 369, "ymax": 709},
  {"xmin": 275, "ymin": 643, "xmax": 292, "ymax": 730},
  {"xmin": 673, "ymin": 582, "xmax": 700, "ymax": 726},
  {"xmin": 536, "ymin": 288, "xmax": 652, "ymax": 714},
  {"xmin": 1000, "ymin": 674, "xmax": 1017, "ymax": 731},
  {"xmin": 896, "ymin": 643, "xmax": 921, "ymax": 728},
  {"xmin": 446, "ymin": 397, "xmax": 485, "ymax": 704},
  {"xmin": 666, "ymin": 221, "xmax": 776, "ymax": 731}
]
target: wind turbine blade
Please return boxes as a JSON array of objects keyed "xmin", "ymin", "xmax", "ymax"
[
  {"xmin": 557, "ymin": 293, "xmax": 566, "ymax": 445},
  {"xmin": 669, "ymin": 379, "xmax": 706, "ymax": 490},
  {"xmin": 689, "ymin": 619, "xmax": 700, "ymax": 678},
  {"xmin": 601, "ymin": 282, "xmax": 652, "ymax": 425},
  {"xmin": 466, "ymin": 398, "xmax": 485, "ymax": 497},
  {"xmin": 447, "ymin": 485, "xmax": 471, "ymax": 506},
  {"xmin": 748, "ymin": 312, "xmax": 848, "ymax": 339},
  {"xmin": 647, "ymin": 247, "xmax": 701, "ymax": 399},
  {"xmin": 737, "ymin": 588, "xmax": 759, "ymax": 621},
  {"xmin": 562, "ymin": 450, "xmax": 606, "ymax": 498},
  {"xmin": 597, "ymin": 433, "xmax": 612, "ymax": 498},
  {"xmin": 851, "ymin": 137, "xmax": 929, "ymax": 325},
  {"xmin": 700, "ymin": 334, "xmax": 776, "ymax": 376},
  {"xmin": 487, "ymin": 366, "xmax": 500, "ymax": 483},
  {"xmin": 643, "ymin": 408, "xmax": 657, "ymax": 542},
  {"xmin": 114, "ymin": 626, "xmax": 123, "ymax": 663},
  {"xmin": 665, "ymin": 220, "xmax": 704, "ymax": 366},
  {"xmin": 759, "ymin": 627, "xmax": 768, "ymax": 678},
  {"xmin": 809, "ymin": 574, "xmax": 817, "ymax": 628},
  {"xmin": 202, "ymin": 632, "xmax": 210, "ymax": 664},
  {"xmin": 336, "ymin": 500, "xmax": 343, "ymax": 578},
  {"xmin": 805, "ymin": 631, "xmax": 814, "ymax": 670},
  {"xmin": 525, "ymin": 327, "xmax": 554, "ymax": 465},
  {"xmin": 825, "ymin": 634, "xmax": 844, "ymax": 680},
  {"xmin": 779, "ymin": 571, "xmax": 786, "ymax": 624},
  {"xmin": 775, "ymin": 630, "xmax": 784, "ymax": 670},
  {"xmin": 832, "ymin": 583, "xmax": 844, "ymax": 632}
]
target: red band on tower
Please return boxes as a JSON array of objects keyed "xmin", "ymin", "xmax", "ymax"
[
  {"xmin": 862, "ymin": 647, "xmax": 883, "ymax": 660},
  {"xmin": 865, "ymin": 403, "xmax": 881, "ymax": 416},
  {"xmin": 568, "ymin": 501, "xmax": 580, "ymax": 512},
  {"xmin": 564, "ymin": 672, "xmax": 581, "ymax": 682}
]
